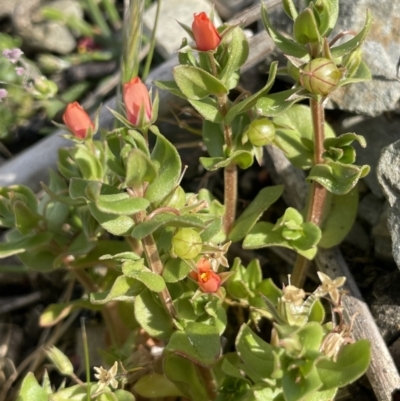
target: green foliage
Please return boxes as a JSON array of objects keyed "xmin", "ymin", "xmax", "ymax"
[
  {"xmin": 6, "ymin": 1, "xmax": 373, "ymax": 400},
  {"xmin": 243, "ymin": 208, "xmax": 321, "ymax": 259}
]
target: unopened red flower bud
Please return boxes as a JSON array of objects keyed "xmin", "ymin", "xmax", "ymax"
[
  {"xmin": 123, "ymin": 77, "xmax": 152, "ymax": 126},
  {"xmin": 62, "ymin": 102, "xmax": 94, "ymax": 139},
  {"xmin": 300, "ymin": 58, "xmax": 342, "ymax": 96},
  {"xmin": 190, "ymin": 258, "xmax": 221, "ymax": 293},
  {"xmin": 192, "ymin": 12, "xmax": 221, "ymax": 52},
  {"xmin": 246, "ymin": 119, "xmax": 276, "ymax": 147}
]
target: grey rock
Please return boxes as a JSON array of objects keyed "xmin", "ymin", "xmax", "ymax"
[
  {"xmin": 12, "ymin": 0, "xmax": 82, "ymax": 54},
  {"xmin": 326, "ymin": 0, "xmax": 400, "ymax": 116},
  {"xmin": 338, "ymin": 114, "xmax": 400, "ymax": 198},
  {"xmin": 377, "ymin": 139, "xmax": 400, "ymax": 268},
  {"xmin": 264, "ymin": 0, "xmax": 400, "ymax": 116},
  {"xmin": 215, "ymin": 0, "xmax": 255, "ymax": 20},
  {"xmin": 0, "ymin": 0, "xmax": 15, "ymax": 18},
  {"xmin": 344, "ymin": 221, "xmax": 370, "ymax": 251},
  {"xmin": 372, "ymin": 206, "xmax": 394, "ymax": 262},
  {"xmin": 371, "ymin": 270, "xmax": 400, "ymax": 342},
  {"xmin": 143, "ymin": 0, "xmax": 222, "ymax": 60},
  {"xmin": 358, "ymin": 193, "xmax": 384, "ymax": 226}
]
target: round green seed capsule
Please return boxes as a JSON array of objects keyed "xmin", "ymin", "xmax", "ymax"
[
  {"xmin": 246, "ymin": 119, "xmax": 276, "ymax": 147},
  {"xmin": 171, "ymin": 228, "xmax": 202, "ymax": 259},
  {"xmin": 301, "ymin": 58, "xmax": 341, "ymax": 96}
]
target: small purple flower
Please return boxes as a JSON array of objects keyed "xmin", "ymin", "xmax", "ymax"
[
  {"xmin": 0, "ymin": 89, "xmax": 8, "ymax": 102},
  {"xmin": 3, "ymin": 48, "xmax": 24, "ymax": 64},
  {"xmin": 15, "ymin": 67, "xmax": 25, "ymax": 76}
]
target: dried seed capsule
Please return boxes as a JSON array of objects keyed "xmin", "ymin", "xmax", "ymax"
[
  {"xmin": 301, "ymin": 58, "xmax": 342, "ymax": 96},
  {"xmin": 171, "ymin": 228, "xmax": 202, "ymax": 259},
  {"xmin": 246, "ymin": 119, "xmax": 276, "ymax": 147}
]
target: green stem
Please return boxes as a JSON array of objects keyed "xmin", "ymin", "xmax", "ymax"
[
  {"xmin": 205, "ymin": 52, "xmax": 238, "ymax": 234},
  {"xmin": 129, "ymin": 186, "xmax": 177, "ymax": 320},
  {"xmin": 102, "ymin": 0, "xmax": 122, "ymax": 30},
  {"xmin": 80, "ymin": 318, "xmax": 91, "ymax": 401},
  {"xmin": 224, "ymin": 162, "xmax": 237, "ymax": 235},
  {"xmin": 197, "ymin": 365, "xmax": 217, "ymax": 401},
  {"xmin": 142, "ymin": 0, "xmax": 162, "ymax": 81},
  {"xmin": 292, "ymin": 98, "xmax": 328, "ymax": 287},
  {"xmin": 141, "ymin": 232, "xmax": 178, "ymax": 319},
  {"xmin": 121, "ymin": 0, "xmax": 144, "ymax": 83},
  {"xmin": 86, "ymin": 0, "xmax": 112, "ymax": 38}
]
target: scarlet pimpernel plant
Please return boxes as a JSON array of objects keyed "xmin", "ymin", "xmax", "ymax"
[{"xmin": 0, "ymin": 1, "xmax": 374, "ymax": 401}]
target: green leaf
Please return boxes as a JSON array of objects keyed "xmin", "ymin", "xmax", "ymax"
[
  {"xmin": 202, "ymin": 120, "xmax": 224, "ymax": 158},
  {"xmin": 219, "ymin": 27, "xmax": 249, "ymax": 88},
  {"xmin": 229, "ymin": 185, "xmax": 283, "ymax": 242},
  {"xmin": 163, "ymin": 257, "xmax": 191, "ymax": 283},
  {"xmin": 296, "ymin": 322, "xmax": 324, "ymax": 351},
  {"xmin": 100, "ymin": 251, "xmax": 141, "ymax": 262},
  {"xmin": 90, "ymin": 275, "xmax": 143, "ymax": 304},
  {"xmin": 88, "ymin": 203, "xmax": 135, "ymax": 236},
  {"xmin": 154, "ymin": 80, "xmax": 186, "ymax": 99},
  {"xmin": 52, "ymin": 383, "xmax": 99, "ymax": 400},
  {"xmin": 308, "ymin": 299, "xmax": 325, "ymax": 324},
  {"xmin": 242, "ymin": 221, "xmax": 319, "ymax": 261},
  {"xmin": 282, "ymin": 365, "xmax": 322, "ymax": 401},
  {"xmin": 189, "ymin": 98, "xmax": 223, "ymax": 123},
  {"xmin": 0, "ymin": 232, "xmax": 53, "ymax": 258},
  {"xmin": 293, "ymin": 8, "xmax": 320, "ymax": 44},
  {"xmin": 58, "ymin": 147, "xmax": 81, "ymax": 180},
  {"xmin": 40, "ymin": 299, "xmax": 101, "ymax": 326},
  {"xmin": 306, "ymin": 388, "xmax": 337, "ymax": 401},
  {"xmin": 70, "ymin": 240, "xmax": 131, "ymax": 269},
  {"xmin": 282, "ymin": 0, "xmax": 298, "ymax": 19},
  {"xmin": 173, "ymin": 65, "xmax": 228, "ymax": 100},
  {"xmin": 257, "ymin": 278, "xmax": 282, "ymax": 306},
  {"xmin": 95, "ymin": 193, "xmax": 150, "ymax": 215},
  {"xmin": 314, "ymin": 0, "xmax": 339, "ymax": 36},
  {"xmin": 124, "ymin": 148, "xmax": 158, "ymax": 187},
  {"xmin": 337, "ymin": 59, "xmax": 371, "ymax": 87},
  {"xmin": 122, "ymin": 261, "xmax": 166, "ymax": 292},
  {"xmin": 200, "ymin": 150, "xmax": 253, "ymax": 171},
  {"xmin": 145, "ymin": 126, "xmax": 182, "ymax": 203},
  {"xmin": 165, "ymin": 322, "xmax": 221, "ymax": 367},
  {"xmin": 13, "ymin": 201, "xmax": 44, "ymax": 235},
  {"xmin": 97, "ymin": 393, "xmax": 118, "ymax": 401},
  {"xmin": 39, "ymin": 170, "xmax": 71, "ymax": 232},
  {"xmin": 200, "ymin": 216, "xmax": 223, "ymax": 242},
  {"xmin": 164, "ymin": 354, "xmax": 209, "ymax": 401},
  {"xmin": 319, "ymin": 189, "xmax": 358, "ymax": 248},
  {"xmin": 114, "ymin": 390, "xmax": 136, "ymax": 401},
  {"xmin": 317, "ymin": 340, "xmax": 371, "ymax": 390},
  {"xmin": 272, "ymin": 104, "xmax": 335, "ymax": 169},
  {"xmin": 134, "ymin": 374, "xmax": 183, "ymax": 398},
  {"xmin": 16, "ymin": 372, "xmax": 48, "ymax": 401},
  {"xmin": 69, "ymin": 178, "xmax": 113, "ymax": 201},
  {"xmin": 131, "ymin": 213, "xmax": 205, "ymax": 240},
  {"xmin": 307, "ymin": 162, "xmax": 370, "ymax": 195},
  {"xmin": 236, "ymin": 324, "xmax": 275, "ymax": 380},
  {"xmin": 330, "ymin": 10, "xmax": 372, "ymax": 58},
  {"xmin": 261, "ymin": 4, "xmax": 307, "ymax": 58},
  {"xmin": 134, "ymin": 288, "xmax": 174, "ymax": 339},
  {"xmin": 72, "ymin": 145, "xmax": 103, "ymax": 180},
  {"xmin": 225, "ymin": 62, "xmax": 278, "ymax": 124},
  {"xmin": 256, "ymin": 89, "xmax": 306, "ymax": 118}
]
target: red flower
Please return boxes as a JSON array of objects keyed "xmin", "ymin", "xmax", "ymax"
[
  {"xmin": 192, "ymin": 12, "xmax": 221, "ymax": 52},
  {"xmin": 190, "ymin": 258, "xmax": 221, "ymax": 293},
  {"xmin": 123, "ymin": 77, "xmax": 152, "ymax": 126},
  {"xmin": 62, "ymin": 102, "xmax": 94, "ymax": 139}
]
